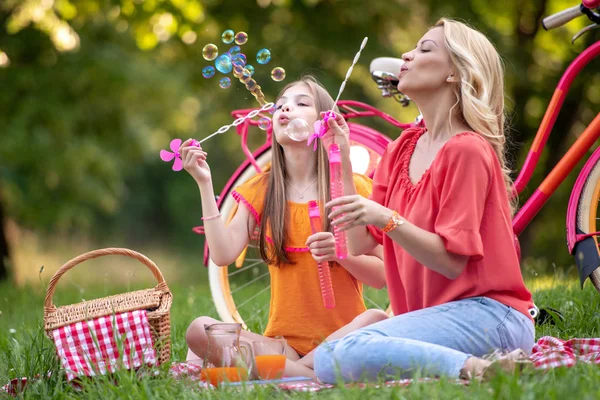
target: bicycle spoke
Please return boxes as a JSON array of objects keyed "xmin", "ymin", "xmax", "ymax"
[
  {"xmin": 235, "ymin": 285, "xmax": 271, "ymax": 311},
  {"xmin": 230, "ymin": 271, "xmax": 270, "ymax": 293},
  {"xmin": 228, "ymin": 259, "xmax": 264, "ymax": 277},
  {"xmin": 363, "ymin": 294, "xmax": 385, "ymax": 310},
  {"xmin": 245, "ymin": 301, "xmax": 271, "ymax": 323}
]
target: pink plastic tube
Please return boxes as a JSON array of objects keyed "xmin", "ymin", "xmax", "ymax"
[
  {"xmin": 328, "ymin": 143, "xmax": 348, "ymax": 259},
  {"xmin": 308, "ymin": 201, "xmax": 336, "ymax": 309}
]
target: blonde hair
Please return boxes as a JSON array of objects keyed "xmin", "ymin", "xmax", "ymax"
[
  {"xmin": 259, "ymin": 76, "xmax": 336, "ymax": 265},
  {"xmin": 435, "ymin": 18, "xmax": 516, "ymax": 212}
]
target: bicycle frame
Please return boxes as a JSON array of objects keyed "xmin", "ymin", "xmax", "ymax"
[{"xmin": 512, "ymin": 40, "xmax": 600, "ymax": 237}]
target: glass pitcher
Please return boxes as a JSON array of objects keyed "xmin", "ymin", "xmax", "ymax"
[{"xmin": 201, "ymin": 323, "xmax": 257, "ymax": 386}]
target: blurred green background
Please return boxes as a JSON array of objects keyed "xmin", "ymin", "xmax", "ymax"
[{"xmin": 0, "ymin": 0, "xmax": 599, "ymax": 287}]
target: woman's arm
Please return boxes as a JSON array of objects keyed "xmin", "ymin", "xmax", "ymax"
[{"xmin": 327, "ymin": 196, "xmax": 468, "ymax": 280}]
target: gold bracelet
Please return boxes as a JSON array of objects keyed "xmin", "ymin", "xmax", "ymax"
[{"xmin": 382, "ymin": 211, "xmax": 404, "ymax": 233}]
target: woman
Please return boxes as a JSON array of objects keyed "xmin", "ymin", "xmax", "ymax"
[{"xmin": 313, "ymin": 18, "xmax": 535, "ymax": 383}]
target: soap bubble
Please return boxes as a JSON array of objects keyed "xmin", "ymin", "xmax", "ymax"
[
  {"xmin": 271, "ymin": 67, "xmax": 286, "ymax": 82},
  {"xmin": 285, "ymin": 118, "xmax": 311, "ymax": 141},
  {"xmin": 202, "ymin": 44, "xmax": 218, "ymax": 61},
  {"xmin": 258, "ymin": 117, "xmax": 271, "ymax": 130},
  {"xmin": 234, "ymin": 32, "xmax": 248, "ymax": 45},
  {"xmin": 256, "ymin": 48, "xmax": 271, "ymax": 65},
  {"xmin": 202, "ymin": 66, "xmax": 215, "ymax": 78},
  {"xmin": 232, "ymin": 53, "xmax": 247, "ymax": 67},
  {"xmin": 228, "ymin": 46, "xmax": 241, "ymax": 56},
  {"xmin": 221, "ymin": 30, "xmax": 234, "ymax": 44},
  {"xmin": 219, "ymin": 77, "xmax": 231, "ymax": 89},
  {"xmin": 215, "ymin": 53, "xmax": 232, "ymax": 74}
]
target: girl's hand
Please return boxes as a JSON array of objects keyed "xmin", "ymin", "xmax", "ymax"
[
  {"xmin": 320, "ymin": 111, "xmax": 350, "ymax": 154},
  {"xmin": 306, "ymin": 232, "xmax": 338, "ymax": 263},
  {"xmin": 179, "ymin": 139, "xmax": 212, "ymax": 184},
  {"xmin": 326, "ymin": 195, "xmax": 392, "ymax": 231}
]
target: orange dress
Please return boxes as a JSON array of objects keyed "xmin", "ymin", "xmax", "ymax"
[
  {"xmin": 367, "ymin": 128, "xmax": 534, "ymax": 320},
  {"xmin": 232, "ymin": 173, "xmax": 372, "ymax": 355}
]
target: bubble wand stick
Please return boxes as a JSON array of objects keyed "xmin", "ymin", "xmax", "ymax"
[{"xmin": 320, "ymin": 37, "xmax": 369, "ymax": 260}]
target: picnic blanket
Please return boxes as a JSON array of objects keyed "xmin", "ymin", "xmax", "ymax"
[
  {"xmin": 4, "ymin": 336, "xmax": 600, "ymax": 395},
  {"xmin": 167, "ymin": 336, "xmax": 600, "ymax": 392}
]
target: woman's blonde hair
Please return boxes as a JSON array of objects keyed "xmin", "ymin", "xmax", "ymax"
[
  {"xmin": 259, "ymin": 76, "xmax": 336, "ymax": 265},
  {"xmin": 435, "ymin": 18, "xmax": 516, "ymax": 212}
]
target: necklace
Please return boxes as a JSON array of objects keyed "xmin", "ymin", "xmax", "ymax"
[{"xmin": 286, "ymin": 177, "xmax": 318, "ymax": 199}]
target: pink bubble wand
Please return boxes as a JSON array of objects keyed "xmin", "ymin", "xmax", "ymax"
[{"xmin": 308, "ymin": 201, "xmax": 336, "ymax": 309}]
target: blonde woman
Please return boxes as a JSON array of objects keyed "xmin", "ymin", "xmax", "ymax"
[
  {"xmin": 313, "ymin": 19, "xmax": 535, "ymax": 382},
  {"xmin": 180, "ymin": 76, "xmax": 388, "ymax": 378}
]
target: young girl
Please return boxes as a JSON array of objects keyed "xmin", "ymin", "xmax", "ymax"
[
  {"xmin": 313, "ymin": 19, "xmax": 535, "ymax": 382},
  {"xmin": 180, "ymin": 76, "xmax": 388, "ymax": 377}
]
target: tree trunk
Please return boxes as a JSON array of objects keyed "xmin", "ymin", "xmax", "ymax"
[{"xmin": 0, "ymin": 197, "xmax": 10, "ymax": 281}]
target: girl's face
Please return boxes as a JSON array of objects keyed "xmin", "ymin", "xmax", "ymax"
[
  {"xmin": 272, "ymin": 83, "xmax": 318, "ymax": 145},
  {"xmin": 397, "ymin": 27, "xmax": 454, "ymax": 96}
]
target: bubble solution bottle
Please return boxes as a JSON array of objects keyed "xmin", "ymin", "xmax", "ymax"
[
  {"xmin": 308, "ymin": 201, "xmax": 336, "ymax": 309},
  {"xmin": 328, "ymin": 143, "xmax": 348, "ymax": 259}
]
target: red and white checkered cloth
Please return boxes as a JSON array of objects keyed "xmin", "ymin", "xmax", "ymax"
[
  {"xmin": 530, "ymin": 336, "xmax": 600, "ymax": 369},
  {"xmin": 5, "ymin": 336, "xmax": 600, "ymax": 396},
  {"xmin": 51, "ymin": 310, "xmax": 157, "ymax": 381}
]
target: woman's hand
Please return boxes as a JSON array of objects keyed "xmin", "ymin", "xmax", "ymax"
[
  {"xmin": 179, "ymin": 139, "xmax": 211, "ymax": 184},
  {"xmin": 320, "ymin": 111, "xmax": 350, "ymax": 154},
  {"xmin": 306, "ymin": 232, "xmax": 338, "ymax": 263},
  {"xmin": 326, "ymin": 195, "xmax": 392, "ymax": 231}
]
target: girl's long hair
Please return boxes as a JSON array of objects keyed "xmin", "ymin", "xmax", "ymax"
[{"xmin": 259, "ymin": 76, "xmax": 337, "ymax": 265}]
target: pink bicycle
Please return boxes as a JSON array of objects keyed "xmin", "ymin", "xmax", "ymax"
[{"xmin": 195, "ymin": 1, "xmax": 600, "ymax": 329}]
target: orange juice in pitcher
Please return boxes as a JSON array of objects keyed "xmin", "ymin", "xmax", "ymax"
[{"xmin": 200, "ymin": 367, "xmax": 248, "ymax": 387}]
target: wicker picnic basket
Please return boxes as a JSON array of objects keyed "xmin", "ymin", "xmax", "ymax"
[{"xmin": 43, "ymin": 248, "xmax": 173, "ymax": 365}]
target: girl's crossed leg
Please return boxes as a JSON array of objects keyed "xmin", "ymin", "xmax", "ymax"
[{"xmin": 186, "ymin": 308, "xmax": 390, "ymax": 379}]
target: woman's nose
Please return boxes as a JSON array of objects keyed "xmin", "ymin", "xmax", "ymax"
[
  {"xmin": 402, "ymin": 52, "xmax": 413, "ymax": 62},
  {"xmin": 282, "ymin": 103, "xmax": 291, "ymax": 112}
]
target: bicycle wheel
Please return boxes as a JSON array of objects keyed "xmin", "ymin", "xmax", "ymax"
[
  {"xmin": 574, "ymin": 156, "xmax": 600, "ymax": 293},
  {"xmin": 208, "ymin": 137, "xmax": 391, "ymax": 331}
]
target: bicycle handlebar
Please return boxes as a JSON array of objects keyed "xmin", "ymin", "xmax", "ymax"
[{"xmin": 542, "ymin": 5, "xmax": 583, "ymax": 30}]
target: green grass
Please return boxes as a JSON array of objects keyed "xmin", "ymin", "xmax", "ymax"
[{"xmin": 2, "ymin": 273, "xmax": 600, "ymax": 398}]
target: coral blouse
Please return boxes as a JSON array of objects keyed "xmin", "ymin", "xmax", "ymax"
[{"xmin": 367, "ymin": 128, "xmax": 533, "ymax": 320}]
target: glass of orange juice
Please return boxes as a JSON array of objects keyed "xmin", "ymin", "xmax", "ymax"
[{"xmin": 252, "ymin": 338, "xmax": 287, "ymax": 380}]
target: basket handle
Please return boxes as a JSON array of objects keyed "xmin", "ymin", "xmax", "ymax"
[{"xmin": 44, "ymin": 248, "xmax": 168, "ymax": 312}]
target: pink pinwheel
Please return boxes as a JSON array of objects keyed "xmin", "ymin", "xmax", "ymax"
[
  {"xmin": 160, "ymin": 139, "xmax": 201, "ymax": 171},
  {"xmin": 160, "ymin": 139, "xmax": 183, "ymax": 171}
]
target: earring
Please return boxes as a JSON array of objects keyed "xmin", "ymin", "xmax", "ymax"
[{"xmin": 446, "ymin": 76, "xmax": 453, "ymax": 82}]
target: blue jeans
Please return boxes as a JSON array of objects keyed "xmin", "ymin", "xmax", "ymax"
[{"xmin": 313, "ymin": 297, "xmax": 535, "ymax": 383}]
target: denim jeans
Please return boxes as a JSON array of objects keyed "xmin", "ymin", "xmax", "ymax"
[{"xmin": 313, "ymin": 297, "xmax": 535, "ymax": 383}]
